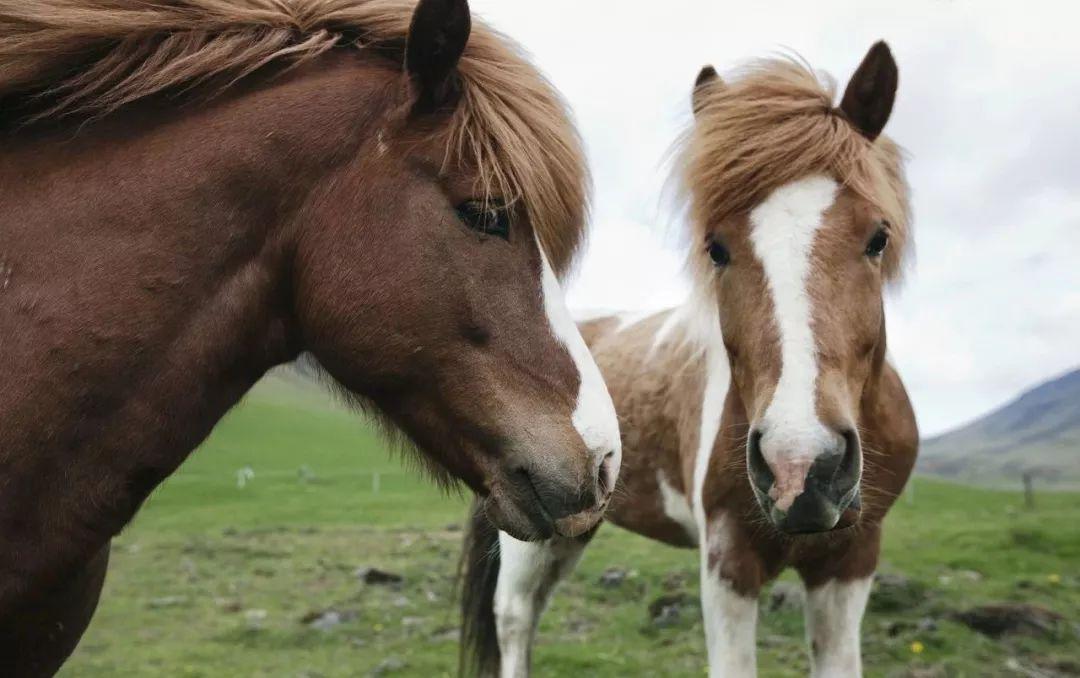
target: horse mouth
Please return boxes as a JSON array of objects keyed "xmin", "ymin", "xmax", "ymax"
[
  {"xmin": 752, "ymin": 484, "xmax": 862, "ymax": 535},
  {"xmin": 482, "ymin": 475, "xmax": 608, "ymax": 541},
  {"xmin": 552, "ymin": 500, "xmax": 608, "ymax": 539}
]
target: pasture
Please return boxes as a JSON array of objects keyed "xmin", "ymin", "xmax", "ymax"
[{"xmin": 63, "ymin": 374, "xmax": 1080, "ymax": 677}]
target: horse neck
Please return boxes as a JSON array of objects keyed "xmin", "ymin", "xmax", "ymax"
[{"xmin": 0, "ymin": 54, "xmax": 396, "ymax": 604}]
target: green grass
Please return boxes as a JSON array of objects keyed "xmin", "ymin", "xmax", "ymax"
[{"xmin": 63, "ymin": 375, "xmax": 1080, "ymax": 677}]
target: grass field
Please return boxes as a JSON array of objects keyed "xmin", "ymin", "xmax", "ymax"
[{"xmin": 62, "ymin": 373, "xmax": 1080, "ymax": 677}]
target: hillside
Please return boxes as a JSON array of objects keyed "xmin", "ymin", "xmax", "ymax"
[{"xmin": 919, "ymin": 369, "xmax": 1080, "ymax": 486}]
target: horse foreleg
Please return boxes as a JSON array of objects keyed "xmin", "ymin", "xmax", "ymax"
[
  {"xmin": 699, "ymin": 516, "xmax": 759, "ymax": 678},
  {"xmin": 0, "ymin": 542, "xmax": 110, "ymax": 677},
  {"xmin": 494, "ymin": 530, "xmax": 593, "ymax": 678},
  {"xmin": 803, "ymin": 576, "xmax": 873, "ymax": 677}
]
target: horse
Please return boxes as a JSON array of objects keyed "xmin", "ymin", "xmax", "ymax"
[
  {"xmin": 461, "ymin": 42, "xmax": 918, "ymax": 677},
  {"xmin": 0, "ymin": 1, "xmax": 624, "ymax": 674}
]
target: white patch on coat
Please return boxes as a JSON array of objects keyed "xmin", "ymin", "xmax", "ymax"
[
  {"xmin": 495, "ymin": 532, "xmax": 587, "ymax": 678},
  {"xmin": 748, "ymin": 175, "xmax": 839, "ymax": 509},
  {"xmin": 657, "ymin": 471, "xmax": 697, "ymax": 543},
  {"xmin": 691, "ymin": 330, "xmax": 728, "ymax": 528},
  {"xmin": 700, "ymin": 514, "xmax": 759, "ymax": 677},
  {"xmin": 538, "ymin": 245, "xmax": 622, "ymax": 479},
  {"xmin": 685, "ymin": 312, "xmax": 754, "ymax": 676},
  {"xmin": 804, "ymin": 577, "xmax": 873, "ymax": 677}
]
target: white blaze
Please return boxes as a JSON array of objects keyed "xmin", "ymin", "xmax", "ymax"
[
  {"xmin": 748, "ymin": 175, "xmax": 838, "ymax": 510},
  {"xmin": 537, "ymin": 245, "xmax": 622, "ymax": 479}
]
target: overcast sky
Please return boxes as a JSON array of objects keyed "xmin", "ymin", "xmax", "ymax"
[{"xmin": 469, "ymin": 0, "xmax": 1079, "ymax": 436}]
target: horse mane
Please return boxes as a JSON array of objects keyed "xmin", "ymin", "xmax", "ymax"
[
  {"xmin": 679, "ymin": 56, "xmax": 911, "ymax": 284},
  {"xmin": 0, "ymin": 0, "xmax": 589, "ymax": 275}
]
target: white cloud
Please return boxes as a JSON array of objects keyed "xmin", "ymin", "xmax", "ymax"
[{"xmin": 471, "ymin": 0, "xmax": 1080, "ymax": 435}]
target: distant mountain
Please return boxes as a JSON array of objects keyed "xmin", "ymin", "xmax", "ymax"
[{"xmin": 918, "ymin": 369, "xmax": 1080, "ymax": 487}]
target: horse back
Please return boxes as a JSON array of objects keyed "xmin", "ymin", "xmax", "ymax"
[{"xmin": 578, "ymin": 311, "xmax": 702, "ymax": 548}]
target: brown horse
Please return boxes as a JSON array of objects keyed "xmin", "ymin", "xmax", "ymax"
[
  {"xmin": 0, "ymin": 0, "xmax": 623, "ymax": 674},
  {"xmin": 461, "ymin": 43, "xmax": 918, "ymax": 677}
]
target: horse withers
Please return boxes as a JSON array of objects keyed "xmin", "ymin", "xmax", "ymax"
[
  {"xmin": 0, "ymin": 0, "xmax": 621, "ymax": 674},
  {"xmin": 461, "ymin": 42, "xmax": 917, "ymax": 677}
]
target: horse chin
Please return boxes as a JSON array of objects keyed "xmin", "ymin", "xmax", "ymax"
[
  {"xmin": 552, "ymin": 500, "xmax": 608, "ymax": 539},
  {"xmin": 833, "ymin": 504, "xmax": 862, "ymax": 530},
  {"xmin": 481, "ymin": 489, "xmax": 606, "ymax": 541},
  {"xmin": 482, "ymin": 487, "xmax": 555, "ymax": 542}
]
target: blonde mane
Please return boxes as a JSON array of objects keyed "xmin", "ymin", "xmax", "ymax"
[
  {"xmin": 0, "ymin": 0, "xmax": 589, "ymax": 275},
  {"xmin": 680, "ymin": 56, "xmax": 911, "ymax": 283}
]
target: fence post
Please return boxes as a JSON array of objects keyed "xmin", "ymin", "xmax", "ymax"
[{"xmin": 1022, "ymin": 472, "xmax": 1035, "ymax": 509}]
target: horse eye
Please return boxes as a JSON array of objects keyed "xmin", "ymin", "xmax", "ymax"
[
  {"xmin": 456, "ymin": 200, "xmax": 510, "ymax": 240},
  {"xmin": 865, "ymin": 229, "xmax": 889, "ymax": 257},
  {"xmin": 707, "ymin": 240, "xmax": 730, "ymax": 267}
]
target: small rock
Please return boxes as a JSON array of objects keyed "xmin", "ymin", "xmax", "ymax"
[
  {"xmin": 885, "ymin": 620, "xmax": 912, "ymax": 637},
  {"xmin": 1032, "ymin": 655, "xmax": 1080, "ymax": 676},
  {"xmin": 566, "ymin": 617, "xmax": 594, "ymax": 635},
  {"xmin": 870, "ymin": 572, "xmax": 927, "ymax": 613},
  {"xmin": 953, "ymin": 603, "xmax": 1064, "ymax": 639},
  {"xmin": 768, "ymin": 582, "xmax": 805, "ymax": 612},
  {"xmin": 310, "ymin": 612, "xmax": 342, "ymax": 631},
  {"xmin": 917, "ymin": 616, "xmax": 939, "ymax": 633},
  {"xmin": 884, "ymin": 616, "xmax": 938, "ymax": 638},
  {"xmin": 662, "ymin": 571, "xmax": 691, "ymax": 591},
  {"xmin": 648, "ymin": 593, "xmax": 697, "ymax": 627},
  {"xmin": 300, "ymin": 609, "xmax": 357, "ymax": 631},
  {"xmin": 356, "ymin": 567, "xmax": 404, "ymax": 586},
  {"xmin": 445, "ymin": 523, "xmax": 461, "ymax": 532},
  {"xmin": 147, "ymin": 595, "xmax": 187, "ymax": 609},
  {"xmin": 598, "ymin": 567, "xmax": 628, "ymax": 588},
  {"xmin": 370, "ymin": 657, "xmax": 406, "ymax": 676},
  {"xmin": 244, "ymin": 608, "xmax": 268, "ymax": 629}
]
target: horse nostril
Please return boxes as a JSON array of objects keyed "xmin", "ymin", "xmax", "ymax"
[
  {"xmin": 804, "ymin": 429, "xmax": 859, "ymax": 496},
  {"xmin": 747, "ymin": 429, "xmax": 773, "ymax": 491},
  {"xmin": 837, "ymin": 428, "xmax": 861, "ymax": 485},
  {"xmin": 597, "ymin": 450, "xmax": 614, "ymax": 496}
]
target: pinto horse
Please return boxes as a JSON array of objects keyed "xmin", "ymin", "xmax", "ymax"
[
  {"xmin": 461, "ymin": 43, "xmax": 918, "ymax": 677},
  {"xmin": 0, "ymin": 0, "xmax": 622, "ymax": 673}
]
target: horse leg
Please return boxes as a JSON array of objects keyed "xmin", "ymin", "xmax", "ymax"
[
  {"xmin": 493, "ymin": 529, "xmax": 594, "ymax": 678},
  {"xmin": 0, "ymin": 542, "xmax": 111, "ymax": 677},
  {"xmin": 699, "ymin": 514, "xmax": 759, "ymax": 678},
  {"xmin": 797, "ymin": 527, "xmax": 880, "ymax": 678},
  {"xmin": 802, "ymin": 576, "xmax": 873, "ymax": 677}
]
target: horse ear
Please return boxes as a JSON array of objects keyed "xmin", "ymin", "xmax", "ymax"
[
  {"xmin": 692, "ymin": 65, "xmax": 722, "ymax": 116},
  {"xmin": 839, "ymin": 41, "xmax": 898, "ymax": 141},
  {"xmin": 405, "ymin": 0, "xmax": 472, "ymax": 115}
]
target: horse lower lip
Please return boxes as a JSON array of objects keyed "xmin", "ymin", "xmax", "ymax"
[{"xmin": 554, "ymin": 507, "xmax": 604, "ymax": 538}]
